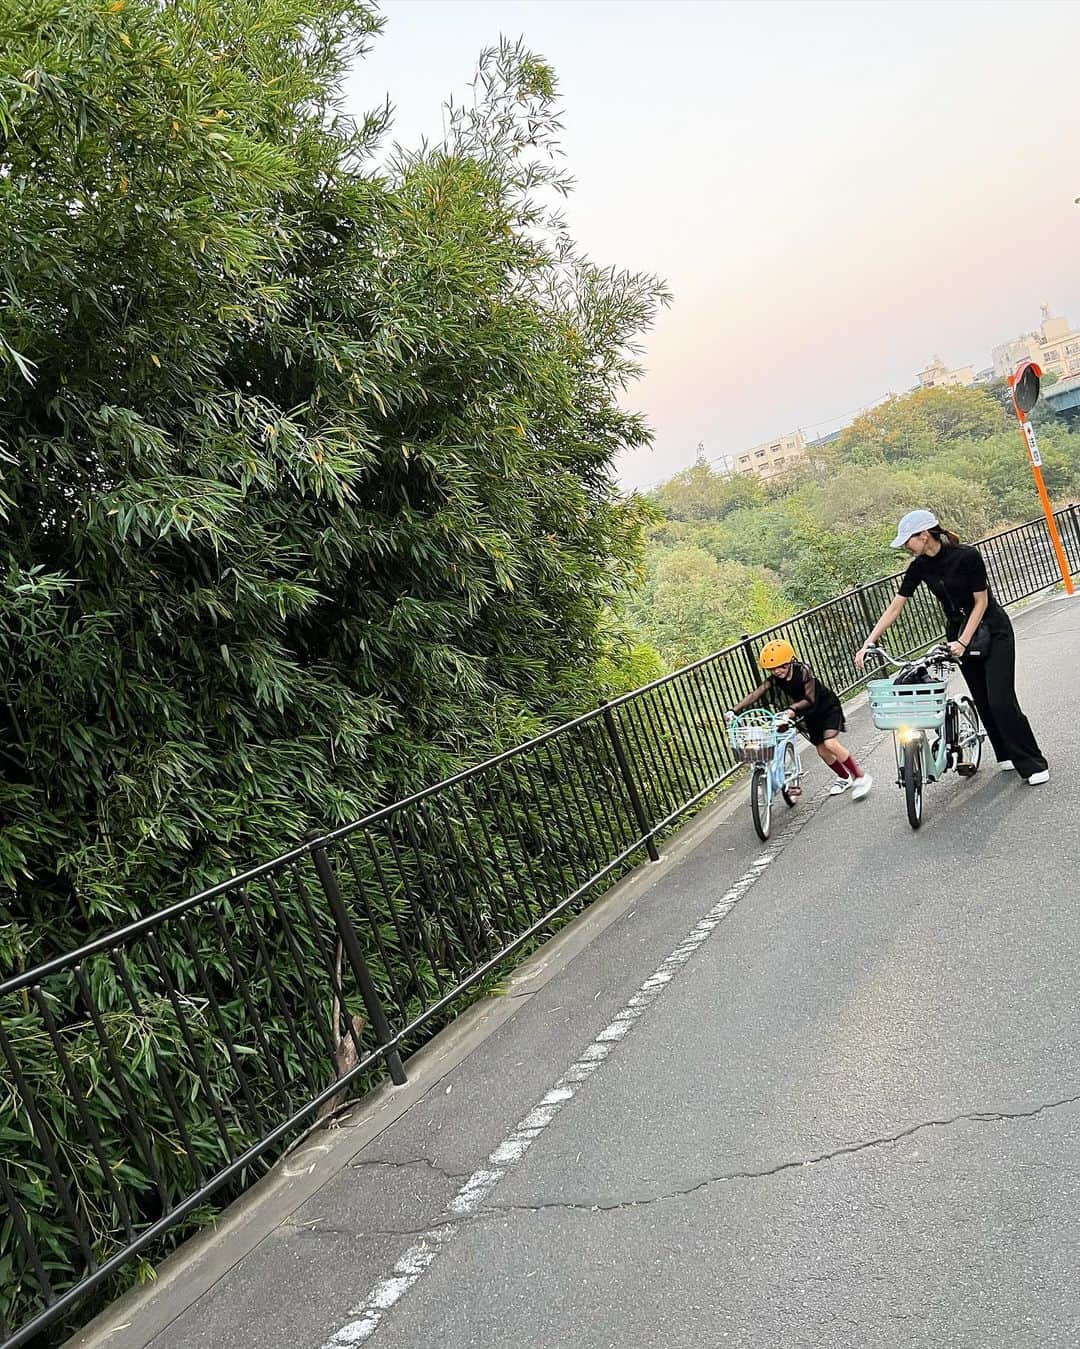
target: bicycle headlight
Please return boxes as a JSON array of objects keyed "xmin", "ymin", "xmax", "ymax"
[{"xmin": 899, "ymin": 725, "xmax": 922, "ymax": 743}]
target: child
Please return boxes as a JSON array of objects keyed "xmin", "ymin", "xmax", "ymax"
[{"xmin": 729, "ymin": 640, "xmax": 872, "ymax": 799}]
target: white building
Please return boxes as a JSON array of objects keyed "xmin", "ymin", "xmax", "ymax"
[
  {"xmin": 992, "ymin": 304, "xmax": 1080, "ymax": 380},
  {"xmin": 916, "ymin": 355, "xmax": 975, "ymax": 389},
  {"xmin": 729, "ymin": 429, "xmax": 807, "ymax": 482}
]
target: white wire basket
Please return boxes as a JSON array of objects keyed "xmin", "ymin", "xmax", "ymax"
[{"xmin": 728, "ymin": 712, "xmax": 778, "ymax": 765}]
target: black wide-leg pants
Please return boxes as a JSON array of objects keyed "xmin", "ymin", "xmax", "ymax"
[{"xmin": 959, "ymin": 622, "xmax": 1047, "ymax": 778}]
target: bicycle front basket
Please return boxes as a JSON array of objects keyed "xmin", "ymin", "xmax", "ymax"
[
  {"xmin": 867, "ymin": 677, "xmax": 947, "ymax": 731},
  {"xmin": 729, "ymin": 714, "xmax": 778, "ymax": 764}
]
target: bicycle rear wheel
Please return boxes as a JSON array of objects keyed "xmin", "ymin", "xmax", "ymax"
[
  {"xmin": 903, "ymin": 740, "xmax": 924, "ymax": 829},
  {"xmin": 780, "ymin": 741, "xmax": 800, "ymax": 807},
  {"xmin": 751, "ymin": 765, "xmax": 772, "ymax": 841},
  {"xmin": 954, "ymin": 696, "xmax": 982, "ymax": 776}
]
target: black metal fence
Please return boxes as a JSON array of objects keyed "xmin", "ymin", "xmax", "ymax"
[{"xmin": 2, "ymin": 507, "xmax": 1079, "ymax": 1348}]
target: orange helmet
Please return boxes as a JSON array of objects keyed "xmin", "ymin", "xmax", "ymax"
[{"xmin": 759, "ymin": 639, "xmax": 796, "ymax": 670}]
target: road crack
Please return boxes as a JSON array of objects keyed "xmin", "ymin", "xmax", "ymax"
[
  {"xmin": 347, "ymin": 1155, "xmax": 473, "ymax": 1181},
  {"xmin": 329, "ymin": 1091, "xmax": 1080, "ymax": 1241},
  {"xmin": 476, "ymin": 1091, "xmax": 1080, "ymax": 1219}
]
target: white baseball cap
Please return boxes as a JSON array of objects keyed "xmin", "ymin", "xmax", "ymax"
[{"xmin": 891, "ymin": 509, "xmax": 939, "ymax": 549}]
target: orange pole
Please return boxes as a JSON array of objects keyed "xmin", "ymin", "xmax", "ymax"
[{"xmin": 1008, "ymin": 380, "xmax": 1074, "ymax": 596}]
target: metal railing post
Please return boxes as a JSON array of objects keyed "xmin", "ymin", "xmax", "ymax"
[
  {"xmin": 739, "ymin": 632, "xmax": 760, "ymax": 684},
  {"xmin": 851, "ymin": 584, "xmax": 884, "ymax": 678},
  {"xmin": 308, "ymin": 835, "xmax": 407, "ymax": 1086},
  {"xmin": 854, "ymin": 585, "xmax": 878, "ymax": 645},
  {"xmin": 600, "ymin": 702, "xmax": 660, "ymax": 863}
]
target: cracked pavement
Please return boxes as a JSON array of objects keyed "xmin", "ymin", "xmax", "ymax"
[{"xmin": 144, "ymin": 598, "xmax": 1080, "ymax": 1349}]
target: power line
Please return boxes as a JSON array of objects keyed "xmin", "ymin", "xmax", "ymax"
[
  {"xmin": 701, "ymin": 391, "xmax": 896, "ymax": 472},
  {"xmin": 632, "ymin": 389, "xmax": 899, "ymax": 492}
]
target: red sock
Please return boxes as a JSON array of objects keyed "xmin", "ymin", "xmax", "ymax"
[
  {"xmin": 828, "ymin": 760, "xmax": 850, "ymax": 779},
  {"xmin": 838, "ymin": 755, "xmax": 864, "ymax": 780}
]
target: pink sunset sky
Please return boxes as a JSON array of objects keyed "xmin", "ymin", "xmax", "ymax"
[{"xmin": 346, "ymin": 0, "xmax": 1080, "ymax": 489}]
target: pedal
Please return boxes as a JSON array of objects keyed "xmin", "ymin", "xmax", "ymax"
[{"xmin": 956, "ymin": 764, "xmax": 976, "ymax": 777}]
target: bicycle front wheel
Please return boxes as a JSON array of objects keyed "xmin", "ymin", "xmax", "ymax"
[
  {"xmin": 903, "ymin": 740, "xmax": 924, "ymax": 829},
  {"xmin": 751, "ymin": 764, "xmax": 773, "ymax": 841}
]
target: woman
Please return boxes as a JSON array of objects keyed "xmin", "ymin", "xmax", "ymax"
[
  {"xmin": 730, "ymin": 639, "xmax": 873, "ymax": 799},
  {"xmin": 855, "ymin": 509, "xmax": 1049, "ymax": 784}
]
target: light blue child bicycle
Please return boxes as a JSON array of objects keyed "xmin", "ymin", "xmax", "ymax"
[
  {"xmin": 864, "ymin": 643, "xmax": 984, "ymax": 829},
  {"xmin": 728, "ymin": 710, "xmax": 804, "ymax": 841}
]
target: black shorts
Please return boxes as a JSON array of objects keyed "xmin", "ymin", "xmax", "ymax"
[{"xmin": 799, "ymin": 700, "xmax": 845, "ymax": 746}]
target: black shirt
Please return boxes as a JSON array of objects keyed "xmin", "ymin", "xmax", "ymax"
[
  {"xmin": 898, "ymin": 543, "xmax": 1006, "ymax": 628},
  {"xmin": 739, "ymin": 660, "xmax": 841, "ymax": 719},
  {"xmin": 768, "ymin": 660, "xmax": 824, "ymax": 715}
]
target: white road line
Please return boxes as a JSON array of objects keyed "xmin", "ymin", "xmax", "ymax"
[{"xmin": 319, "ymin": 781, "xmax": 828, "ymax": 1348}]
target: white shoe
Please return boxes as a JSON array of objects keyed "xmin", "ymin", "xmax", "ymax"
[
  {"xmin": 1026, "ymin": 770, "xmax": 1050, "ymax": 785},
  {"xmin": 998, "ymin": 760, "xmax": 1014, "ymax": 771},
  {"xmin": 852, "ymin": 774, "xmax": 873, "ymax": 801},
  {"xmin": 829, "ymin": 778, "xmax": 852, "ymax": 796}
]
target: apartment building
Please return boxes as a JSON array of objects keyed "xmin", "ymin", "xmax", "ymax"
[
  {"xmin": 992, "ymin": 304, "xmax": 1080, "ymax": 381},
  {"xmin": 729, "ymin": 429, "xmax": 807, "ymax": 481},
  {"xmin": 916, "ymin": 355, "xmax": 975, "ymax": 389}
]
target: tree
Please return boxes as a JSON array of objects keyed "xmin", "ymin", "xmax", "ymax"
[
  {"xmin": 1, "ymin": 8, "xmax": 670, "ymax": 1332},
  {"xmin": 649, "ymin": 458, "xmax": 764, "ymax": 521},
  {"xmin": 834, "ymin": 385, "xmax": 1006, "ymax": 465},
  {"xmin": 817, "ymin": 463, "xmax": 994, "ymax": 540},
  {"xmin": 934, "ymin": 426, "xmax": 1080, "ymax": 524},
  {"xmin": 777, "ymin": 509, "xmax": 887, "ymax": 609},
  {"xmin": 595, "ymin": 636, "xmax": 666, "ymax": 696},
  {"xmin": 0, "ymin": 13, "xmax": 667, "ymax": 941},
  {"xmin": 627, "ymin": 546, "xmax": 790, "ymax": 669}
]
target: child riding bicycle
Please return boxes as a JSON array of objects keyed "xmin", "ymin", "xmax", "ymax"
[{"xmin": 728, "ymin": 641, "xmax": 872, "ymax": 800}]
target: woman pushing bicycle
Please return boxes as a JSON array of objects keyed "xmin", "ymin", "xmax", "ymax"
[
  {"xmin": 855, "ymin": 509, "xmax": 1049, "ymax": 784},
  {"xmin": 728, "ymin": 640, "xmax": 873, "ymax": 800}
]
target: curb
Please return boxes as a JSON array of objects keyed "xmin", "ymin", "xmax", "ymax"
[{"xmin": 65, "ymin": 772, "xmax": 752, "ymax": 1349}]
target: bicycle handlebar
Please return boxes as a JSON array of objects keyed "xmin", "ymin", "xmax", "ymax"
[
  {"xmin": 728, "ymin": 709, "xmax": 798, "ymax": 728},
  {"xmin": 861, "ymin": 642, "xmax": 956, "ymax": 670}
]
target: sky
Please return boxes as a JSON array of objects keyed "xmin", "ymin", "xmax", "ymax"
[{"xmin": 343, "ymin": 0, "xmax": 1080, "ymax": 490}]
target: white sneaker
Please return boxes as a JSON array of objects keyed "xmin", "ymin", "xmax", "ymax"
[
  {"xmin": 852, "ymin": 774, "xmax": 873, "ymax": 801},
  {"xmin": 1026, "ymin": 770, "xmax": 1050, "ymax": 785},
  {"xmin": 828, "ymin": 778, "xmax": 852, "ymax": 796},
  {"xmin": 998, "ymin": 760, "xmax": 1014, "ymax": 771}
]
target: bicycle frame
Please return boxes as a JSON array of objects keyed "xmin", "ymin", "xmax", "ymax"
[
  {"xmin": 768, "ymin": 723, "xmax": 802, "ymax": 797},
  {"xmin": 892, "ymin": 721, "xmax": 947, "ymax": 785},
  {"xmin": 866, "ymin": 646, "xmax": 952, "ymax": 782},
  {"xmin": 729, "ymin": 710, "xmax": 804, "ymax": 841},
  {"xmin": 864, "ymin": 643, "xmax": 984, "ymax": 828}
]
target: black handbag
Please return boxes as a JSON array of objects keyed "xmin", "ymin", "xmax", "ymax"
[
  {"xmin": 892, "ymin": 665, "xmax": 934, "ymax": 686},
  {"xmin": 963, "ymin": 619, "xmax": 993, "ymax": 660}
]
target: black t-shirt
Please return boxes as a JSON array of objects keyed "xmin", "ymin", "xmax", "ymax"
[
  {"xmin": 765, "ymin": 660, "xmax": 840, "ymax": 718},
  {"xmin": 898, "ymin": 543, "xmax": 1005, "ymax": 627}
]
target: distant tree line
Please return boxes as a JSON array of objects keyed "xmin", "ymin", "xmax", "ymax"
[{"xmin": 628, "ymin": 385, "xmax": 1080, "ymax": 670}]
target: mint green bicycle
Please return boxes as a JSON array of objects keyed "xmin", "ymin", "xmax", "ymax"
[
  {"xmin": 865, "ymin": 643, "xmax": 984, "ymax": 829},
  {"xmin": 728, "ymin": 709, "xmax": 803, "ymax": 841}
]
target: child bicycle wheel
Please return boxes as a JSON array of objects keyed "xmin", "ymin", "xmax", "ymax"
[
  {"xmin": 780, "ymin": 741, "xmax": 801, "ymax": 807},
  {"xmin": 751, "ymin": 764, "xmax": 773, "ymax": 841}
]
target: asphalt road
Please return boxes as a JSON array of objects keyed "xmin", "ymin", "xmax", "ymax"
[{"xmin": 143, "ymin": 594, "xmax": 1080, "ymax": 1349}]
